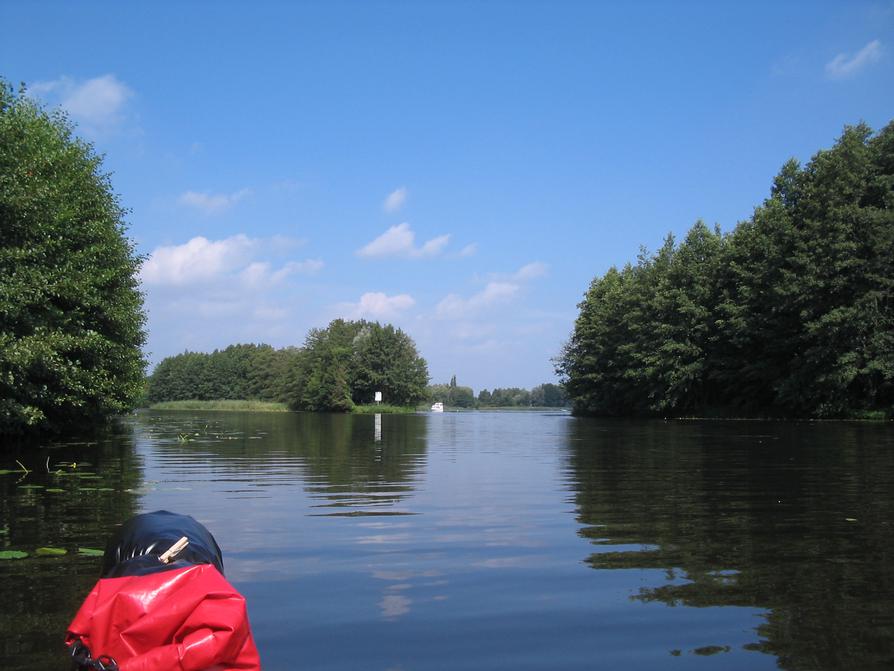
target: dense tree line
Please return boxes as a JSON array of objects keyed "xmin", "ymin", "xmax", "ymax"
[
  {"xmin": 426, "ymin": 377, "xmax": 569, "ymax": 408},
  {"xmin": 146, "ymin": 344, "xmax": 301, "ymax": 404},
  {"xmin": 147, "ymin": 320, "xmax": 430, "ymax": 412},
  {"xmin": 1, "ymin": 82, "xmax": 146, "ymax": 435},
  {"xmin": 477, "ymin": 383, "xmax": 568, "ymax": 407},
  {"xmin": 558, "ymin": 122, "xmax": 894, "ymax": 418}
]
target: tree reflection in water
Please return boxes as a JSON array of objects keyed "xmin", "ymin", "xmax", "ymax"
[
  {"xmin": 0, "ymin": 422, "xmax": 144, "ymax": 671},
  {"xmin": 566, "ymin": 419, "xmax": 894, "ymax": 670}
]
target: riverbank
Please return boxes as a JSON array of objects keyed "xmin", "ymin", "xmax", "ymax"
[
  {"xmin": 146, "ymin": 400, "xmax": 574, "ymax": 415},
  {"xmin": 352, "ymin": 404, "xmax": 417, "ymax": 414},
  {"xmin": 148, "ymin": 400, "xmax": 289, "ymax": 412}
]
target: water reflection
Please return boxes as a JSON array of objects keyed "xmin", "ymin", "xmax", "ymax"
[
  {"xmin": 139, "ymin": 411, "xmax": 431, "ymax": 627},
  {"xmin": 0, "ymin": 423, "xmax": 143, "ymax": 671},
  {"xmin": 565, "ymin": 419, "xmax": 894, "ymax": 669},
  {"xmin": 5, "ymin": 411, "xmax": 893, "ymax": 671},
  {"xmin": 140, "ymin": 411, "xmax": 428, "ymax": 512}
]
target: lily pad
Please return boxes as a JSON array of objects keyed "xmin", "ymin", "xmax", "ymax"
[
  {"xmin": 35, "ymin": 547, "xmax": 68, "ymax": 557},
  {"xmin": 45, "ymin": 488, "xmax": 66, "ymax": 493},
  {"xmin": 0, "ymin": 469, "xmax": 18, "ymax": 475},
  {"xmin": 0, "ymin": 550, "xmax": 29, "ymax": 560},
  {"xmin": 18, "ymin": 484, "xmax": 44, "ymax": 490},
  {"xmin": 78, "ymin": 548, "xmax": 104, "ymax": 557}
]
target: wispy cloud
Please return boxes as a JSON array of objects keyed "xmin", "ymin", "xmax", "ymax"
[
  {"xmin": 826, "ymin": 40, "xmax": 883, "ymax": 79},
  {"xmin": 178, "ymin": 188, "xmax": 252, "ymax": 215},
  {"xmin": 357, "ymin": 223, "xmax": 450, "ymax": 259},
  {"xmin": 29, "ymin": 74, "xmax": 133, "ymax": 133},
  {"xmin": 459, "ymin": 243, "xmax": 478, "ymax": 258},
  {"xmin": 383, "ymin": 187, "xmax": 408, "ymax": 213},
  {"xmin": 435, "ymin": 262, "xmax": 548, "ymax": 319},
  {"xmin": 436, "ymin": 282, "xmax": 519, "ymax": 319},
  {"xmin": 238, "ymin": 259, "xmax": 324, "ymax": 288},
  {"xmin": 511, "ymin": 261, "xmax": 548, "ymax": 281},
  {"xmin": 336, "ymin": 292, "xmax": 416, "ymax": 320}
]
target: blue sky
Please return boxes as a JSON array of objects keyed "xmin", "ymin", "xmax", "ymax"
[{"xmin": 3, "ymin": 1, "xmax": 893, "ymax": 391}]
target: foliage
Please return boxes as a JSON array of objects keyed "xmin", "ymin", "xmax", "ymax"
[
  {"xmin": 350, "ymin": 322, "xmax": 430, "ymax": 407},
  {"xmin": 351, "ymin": 404, "xmax": 417, "ymax": 414},
  {"xmin": 149, "ymin": 400, "xmax": 288, "ymax": 412},
  {"xmin": 0, "ymin": 81, "xmax": 147, "ymax": 435},
  {"xmin": 477, "ymin": 383, "xmax": 568, "ymax": 407},
  {"xmin": 291, "ymin": 320, "xmax": 429, "ymax": 411},
  {"xmin": 530, "ymin": 383, "xmax": 569, "ymax": 407},
  {"xmin": 146, "ymin": 344, "xmax": 301, "ymax": 404},
  {"xmin": 428, "ymin": 376, "xmax": 476, "ymax": 408},
  {"xmin": 147, "ymin": 321, "xmax": 430, "ymax": 414},
  {"xmin": 559, "ymin": 122, "xmax": 894, "ymax": 418}
]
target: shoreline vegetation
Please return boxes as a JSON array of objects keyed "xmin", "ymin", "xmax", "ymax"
[
  {"xmin": 144, "ymin": 400, "xmax": 571, "ymax": 415},
  {"xmin": 148, "ymin": 400, "xmax": 289, "ymax": 412},
  {"xmin": 146, "ymin": 320, "xmax": 429, "ymax": 414},
  {"xmin": 558, "ymin": 122, "xmax": 894, "ymax": 420}
]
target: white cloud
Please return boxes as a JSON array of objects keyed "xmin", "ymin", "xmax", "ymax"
[
  {"xmin": 826, "ymin": 40, "xmax": 883, "ymax": 79},
  {"xmin": 459, "ymin": 243, "xmax": 478, "ymax": 257},
  {"xmin": 29, "ymin": 74, "xmax": 133, "ymax": 132},
  {"xmin": 436, "ymin": 282, "xmax": 519, "ymax": 319},
  {"xmin": 141, "ymin": 235, "xmax": 256, "ymax": 286},
  {"xmin": 384, "ymin": 187, "xmax": 408, "ymax": 213},
  {"xmin": 239, "ymin": 259, "xmax": 324, "ymax": 288},
  {"xmin": 277, "ymin": 259, "xmax": 325, "ymax": 278},
  {"xmin": 434, "ymin": 262, "xmax": 547, "ymax": 320},
  {"xmin": 337, "ymin": 292, "xmax": 416, "ymax": 320},
  {"xmin": 357, "ymin": 223, "xmax": 451, "ymax": 258},
  {"xmin": 512, "ymin": 261, "xmax": 548, "ymax": 281},
  {"xmin": 238, "ymin": 262, "xmax": 271, "ymax": 288},
  {"xmin": 419, "ymin": 234, "xmax": 451, "ymax": 256},
  {"xmin": 178, "ymin": 188, "xmax": 251, "ymax": 215},
  {"xmin": 140, "ymin": 235, "xmax": 321, "ymax": 288}
]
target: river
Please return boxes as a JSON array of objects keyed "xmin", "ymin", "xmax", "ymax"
[{"xmin": 1, "ymin": 411, "xmax": 892, "ymax": 670}]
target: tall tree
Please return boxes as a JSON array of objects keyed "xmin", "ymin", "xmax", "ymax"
[{"xmin": 0, "ymin": 82, "xmax": 146, "ymax": 434}]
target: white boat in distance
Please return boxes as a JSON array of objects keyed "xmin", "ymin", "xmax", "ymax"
[{"xmin": 430, "ymin": 402, "xmax": 444, "ymax": 413}]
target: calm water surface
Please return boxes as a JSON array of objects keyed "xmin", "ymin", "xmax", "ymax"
[{"xmin": 1, "ymin": 411, "xmax": 892, "ymax": 670}]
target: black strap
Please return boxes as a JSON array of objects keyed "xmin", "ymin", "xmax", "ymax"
[{"xmin": 69, "ymin": 638, "xmax": 119, "ymax": 671}]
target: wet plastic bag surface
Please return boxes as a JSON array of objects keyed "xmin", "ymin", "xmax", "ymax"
[{"xmin": 67, "ymin": 511, "xmax": 261, "ymax": 671}]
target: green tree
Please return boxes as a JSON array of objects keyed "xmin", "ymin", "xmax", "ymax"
[
  {"xmin": 0, "ymin": 82, "xmax": 146, "ymax": 434},
  {"xmin": 531, "ymin": 383, "xmax": 568, "ymax": 407},
  {"xmin": 288, "ymin": 319, "xmax": 428, "ymax": 412},
  {"xmin": 351, "ymin": 322, "xmax": 429, "ymax": 406},
  {"xmin": 560, "ymin": 121, "xmax": 894, "ymax": 418}
]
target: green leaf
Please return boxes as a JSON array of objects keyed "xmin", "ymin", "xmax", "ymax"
[
  {"xmin": 77, "ymin": 548, "xmax": 104, "ymax": 557},
  {"xmin": 0, "ymin": 550, "xmax": 29, "ymax": 560},
  {"xmin": 35, "ymin": 546, "xmax": 67, "ymax": 556}
]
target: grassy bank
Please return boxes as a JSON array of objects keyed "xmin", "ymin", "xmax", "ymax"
[
  {"xmin": 149, "ymin": 400, "xmax": 289, "ymax": 412},
  {"xmin": 352, "ymin": 404, "xmax": 417, "ymax": 414}
]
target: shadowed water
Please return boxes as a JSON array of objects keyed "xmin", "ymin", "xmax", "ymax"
[{"xmin": 1, "ymin": 412, "xmax": 892, "ymax": 670}]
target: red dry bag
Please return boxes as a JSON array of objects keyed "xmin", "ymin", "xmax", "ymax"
[{"xmin": 66, "ymin": 511, "xmax": 261, "ymax": 671}]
